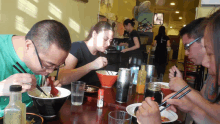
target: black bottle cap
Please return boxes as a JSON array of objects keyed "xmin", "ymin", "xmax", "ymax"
[{"xmin": 10, "ymin": 85, "xmax": 22, "ymax": 92}]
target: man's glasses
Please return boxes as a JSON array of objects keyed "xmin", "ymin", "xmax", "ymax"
[
  {"xmin": 184, "ymin": 37, "xmax": 202, "ymax": 50},
  {"xmin": 31, "ymin": 40, "xmax": 65, "ymax": 69}
]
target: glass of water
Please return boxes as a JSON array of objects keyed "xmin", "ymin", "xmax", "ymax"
[
  {"xmin": 108, "ymin": 111, "xmax": 132, "ymax": 124},
  {"xmin": 71, "ymin": 81, "xmax": 86, "ymax": 106}
]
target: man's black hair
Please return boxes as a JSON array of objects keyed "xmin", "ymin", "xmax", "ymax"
[
  {"xmin": 25, "ymin": 20, "xmax": 71, "ymax": 52},
  {"xmin": 179, "ymin": 17, "xmax": 206, "ymax": 40}
]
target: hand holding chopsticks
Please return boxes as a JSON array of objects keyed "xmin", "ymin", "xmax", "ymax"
[
  {"xmin": 160, "ymin": 89, "xmax": 191, "ymax": 112},
  {"xmin": 13, "ymin": 62, "xmax": 47, "ymax": 96},
  {"xmin": 159, "ymin": 85, "xmax": 189, "ymax": 107}
]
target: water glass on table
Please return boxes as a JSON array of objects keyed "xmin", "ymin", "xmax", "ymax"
[
  {"xmin": 71, "ymin": 81, "xmax": 86, "ymax": 106},
  {"xmin": 108, "ymin": 111, "xmax": 132, "ymax": 124}
]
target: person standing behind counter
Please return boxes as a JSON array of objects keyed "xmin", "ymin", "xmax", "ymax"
[
  {"xmin": 119, "ymin": 18, "xmax": 143, "ymax": 63},
  {"xmin": 58, "ymin": 21, "xmax": 113, "ymax": 87},
  {"xmin": 0, "ymin": 20, "xmax": 71, "ymax": 117}
]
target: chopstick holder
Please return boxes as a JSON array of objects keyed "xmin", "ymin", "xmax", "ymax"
[
  {"xmin": 13, "ymin": 62, "xmax": 48, "ymax": 96},
  {"xmin": 160, "ymin": 89, "xmax": 191, "ymax": 112},
  {"xmin": 159, "ymin": 85, "xmax": 189, "ymax": 107}
]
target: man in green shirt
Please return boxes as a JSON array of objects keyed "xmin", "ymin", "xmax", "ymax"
[{"xmin": 0, "ymin": 20, "xmax": 71, "ymax": 117}]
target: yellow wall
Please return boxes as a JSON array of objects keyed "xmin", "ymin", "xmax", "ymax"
[
  {"xmin": 0, "ymin": 0, "xmax": 99, "ymax": 42},
  {"xmin": 99, "ymin": 0, "xmax": 135, "ymax": 23}
]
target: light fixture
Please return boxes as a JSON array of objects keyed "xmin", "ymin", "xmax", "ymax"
[
  {"xmin": 170, "ymin": 2, "xmax": 175, "ymax": 5},
  {"xmin": 183, "ymin": 24, "xmax": 186, "ymax": 27},
  {"xmin": 170, "ymin": 26, "xmax": 173, "ymax": 28},
  {"xmin": 175, "ymin": 11, "xmax": 179, "ymax": 14},
  {"xmin": 179, "ymin": 17, "xmax": 182, "ymax": 19}
]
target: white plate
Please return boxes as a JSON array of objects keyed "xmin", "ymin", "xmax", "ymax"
[{"xmin": 126, "ymin": 103, "xmax": 178, "ymax": 123}]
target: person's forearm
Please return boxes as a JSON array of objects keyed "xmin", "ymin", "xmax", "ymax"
[
  {"xmin": 125, "ymin": 45, "xmax": 139, "ymax": 51},
  {"xmin": 186, "ymin": 87, "xmax": 220, "ymax": 121},
  {"xmin": 58, "ymin": 64, "xmax": 93, "ymax": 85},
  {"xmin": 190, "ymin": 106, "xmax": 220, "ymax": 124}
]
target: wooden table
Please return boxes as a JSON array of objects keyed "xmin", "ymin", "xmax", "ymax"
[{"xmin": 26, "ymin": 85, "xmax": 184, "ymax": 124}]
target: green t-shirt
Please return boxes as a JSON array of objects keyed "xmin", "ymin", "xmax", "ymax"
[{"xmin": 0, "ymin": 35, "xmax": 42, "ymax": 117}]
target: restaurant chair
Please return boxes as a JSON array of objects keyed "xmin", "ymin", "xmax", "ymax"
[{"xmin": 183, "ymin": 56, "xmax": 204, "ymax": 91}]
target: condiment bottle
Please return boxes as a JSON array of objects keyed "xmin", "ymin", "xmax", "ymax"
[
  {"xmin": 136, "ymin": 64, "xmax": 147, "ymax": 94},
  {"xmin": 4, "ymin": 85, "xmax": 26, "ymax": 124},
  {"xmin": 97, "ymin": 89, "xmax": 104, "ymax": 108}
]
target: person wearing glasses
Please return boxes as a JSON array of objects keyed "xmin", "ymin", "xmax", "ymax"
[
  {"xmin": 137, "ymin": 12, "xmax": 220, "ymax": 123},
  {"xmin": 58, "ymin": 21, "xmax": 113, "ymax": 87},
  {"xmin": 164, "ymin": 10, "xmax": 220, "ymax": 123},
  {"xmin": 0, "ymin": 20, "xmax": 71, "ymax": 117},
  {"xmin": 169, "ymin": 18, "xmax": 207, "ymax": 91},
  {"xmin": 168, "ymin": 17, "xmax": 209, "ymax": 123}
]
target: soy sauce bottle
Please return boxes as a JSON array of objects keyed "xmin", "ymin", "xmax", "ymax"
[{"xmin": 144, "ymin": 82, "xmax": 163, "ymax": 104}]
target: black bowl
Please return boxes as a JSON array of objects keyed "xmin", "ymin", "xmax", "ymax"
[{"xmin": 27, "ymin": 87, "xmax": 70, "ymax": 118}]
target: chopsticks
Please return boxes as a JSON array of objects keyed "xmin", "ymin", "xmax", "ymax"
[
  {"xmin": 174, "ymin": 64, "xmax": 177, "ymax": 77},
  {"xmin": 13, "ymin": 62, "xmax": 48, "ymax": 96},
  {"xmin": 160, "ymin": 89, "xmax": 191, "ymax": 112},
  {"xmin": 159, "ymin": 85, "xmax": 189, "ymax": 107}
]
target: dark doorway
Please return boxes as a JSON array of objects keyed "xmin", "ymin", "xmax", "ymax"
[{"xmin": 169, "ymin": 35, "xmax": 180, "ymax": 60}]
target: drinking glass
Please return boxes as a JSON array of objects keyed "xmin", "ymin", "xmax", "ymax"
[
  {"xmin": 71, "ymin": 81, "xmax": 86, "ymax": 105},
  {"xmin": 108, "ymin": 111, "xmax": 132, "ymax": 124}
]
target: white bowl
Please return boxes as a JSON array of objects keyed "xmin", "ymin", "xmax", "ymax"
[{"xmin": 126, "ymin": 103, "xmax": 178, "ymax": 123}]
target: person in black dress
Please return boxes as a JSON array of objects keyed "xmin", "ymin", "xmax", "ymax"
[
  {"xmin": 120, "ymin": 18, "xmax": 143, "ymax": 65},
  {"xmin": 58, "ymin": 21, "xmax": 114, "ymax": 87},
  {"xmin": 153, "ymin": 26, "xmax": 170, "ymax": 79}
]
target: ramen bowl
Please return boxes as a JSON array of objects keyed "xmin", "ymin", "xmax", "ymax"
[
  {"xmin": 96, "ymin": 70, "xmax": 118, "ymax": 88},
  {"xmin": 27, "ymin": 87, "xmax": 71, "ymax": 118}
]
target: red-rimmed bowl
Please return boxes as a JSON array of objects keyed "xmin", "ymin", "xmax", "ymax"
[{"xmin": 96, "ymin": 70, "xmax": 118, "ymax": 88}]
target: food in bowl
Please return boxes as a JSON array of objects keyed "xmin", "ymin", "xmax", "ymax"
[
  {"xmin": 28, "ymin": 87, "xmax": 70, "ymax": 118},
  {"xmin": 161, "ymin": 116, "xmax": 170, "ymax": 122},
  {"xmin": 134, "ymin": 107, "xmax": 170, "ymax": 122},
  {"xmin": 38, "ymin": 92, "xmax": 60, "ymax": 98},
  {"xmin": 84, "ymin": 85, "xmax": 99, "ymax": 93}
]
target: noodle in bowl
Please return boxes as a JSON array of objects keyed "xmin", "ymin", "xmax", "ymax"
[{"xmin": 28, "ymin": 87, "xmax": 71, "ymax": 118}]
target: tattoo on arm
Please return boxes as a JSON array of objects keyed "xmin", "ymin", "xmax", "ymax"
[{"xmin": 204, "ymin": 75, "xmax": 218, "ymax": 102}]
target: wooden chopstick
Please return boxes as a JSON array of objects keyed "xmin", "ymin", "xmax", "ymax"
[
  {"xmin": 13, "ymin": 62, "xmax": 48, "ymax": 96},
  {"xmin": 159, "ymin": 85, "xmax": 189, "ymax": 107},
  {"xmin": 160, "ymin": 89, "xmax": 191, "ymax": 112},
  {"xmin": 16, "ymin": 62, "xmax": 27, "ymax": 73},
  {"xmin": 55, "ymin": 68, "xmax": 59, "ymax": 80},
  {"xmin": 13, "ymin": 65, "xmax": 23, "ymax": 73}
]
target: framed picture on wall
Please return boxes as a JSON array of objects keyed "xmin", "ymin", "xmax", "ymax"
[{"xmin": 154, "ymin": 13, "xmax": 163, "ymax": 25}]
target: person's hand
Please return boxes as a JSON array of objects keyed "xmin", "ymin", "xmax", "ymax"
[
  {"xmin": 121, "ymin": 49, "xmax": 128, "ymax": 53},
  {"xmin": 91, "ymin": 57, "xmax": 108, "ymax": 70},
  {"xmin": 44, "ymin": 76, "xmax": 62, "ymax": 87},
  {"xmin": 162, "ymin": 92, "xmax": 196, "ymax": 113},
  {"xmin": 169, "ymin": 66, "xmax": 183, "ymax": 79},
  {"xmin": 136, "ymin": 97, "xmax": 161, "ymax": 124},
  {"xmin": 169, "ymin": 77, "xmax": 188, "ymax": 92},
  {"xmin": 2, "ymin": 74, "xmax": 37, "ymax": 94}
]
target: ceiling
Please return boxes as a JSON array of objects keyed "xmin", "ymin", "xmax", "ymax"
[{"xmin": 136, "ymin": 0, "xmax": 200, "ymax": 29}]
